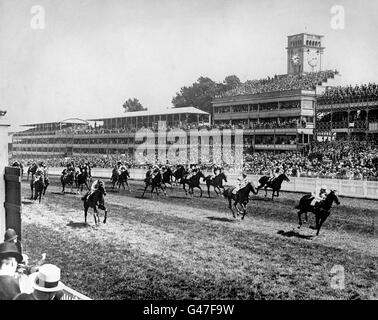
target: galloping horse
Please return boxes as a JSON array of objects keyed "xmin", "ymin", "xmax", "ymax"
[
  {"xmin": 141, "ymin": 171, "xmax": 166, "ymax": 197},
  {"xmin": 204, "ymin": 172, "xmax": 227, "ymax": 197},
  {"xmin": 295, "ymin": 190, "xmax": 340, "ymax": 236},
  {"xmin": 181, "ymin": 170, "xmax": 206, "ymax": 197},
  {"xmin": 172, "ymin": 165, "xmax": 186, "ymax": 185},
  {"xmin": 110, "ymin": 167, "xmax": 119, "ymax": 189},
  {"xmin": 162, "ymin": 167, "xmax": 174, "ymax": 188},
  {"xmin": 223, "ymin": 182, "xmax": 257, "ymax": 219},
  {"xmin": 256, "ymin": 173, "xmax": 290, "ymax": 200},
  {"xmin": 82, "ymin": 180, "xmax": 108, "ymax": 226},
  {"xmin": 77, "ymin": 168, "xmax": 90, "ymax": 192},
  {"xmin": 118, "ymin": 169, "xmax": 131, "ymax": 191},
  {"xmin": 27, "ymin": 163, "xmax": 38, "ymax": 181},
  {"xmin": 32, "ymin": 175, "xmax": 48, "ymax": 203},
  {"xmin": 61, "ymin": 170, "xmax": 75, "ymax": 193}
]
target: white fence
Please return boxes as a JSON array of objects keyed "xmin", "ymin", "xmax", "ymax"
[{"xmin": 47, "ymin": 167, "xmax": 378, "ymax": 200}]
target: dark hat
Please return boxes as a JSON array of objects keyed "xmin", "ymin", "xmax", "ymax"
[
  {"xmin": 0, "ymin": 242, "xmax": 23, "ymax": 263},
  {"xmin": 4, "ymin": 228, "xmax": 18, "ymax": 242}
]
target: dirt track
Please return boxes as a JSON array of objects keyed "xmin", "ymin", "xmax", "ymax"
[{"xmin": 20, "ymin": 178, "xmax": 378, "ymax": 299}]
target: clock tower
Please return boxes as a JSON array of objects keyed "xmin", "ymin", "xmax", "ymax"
[{"xmin": 286, "ymin": 33, "xmax": 325, "ymax": 74}]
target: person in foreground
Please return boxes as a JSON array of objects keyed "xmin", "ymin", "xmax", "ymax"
[{"xmin": 13, "ymin": 264, "xmax": 65, "ymax": 300}]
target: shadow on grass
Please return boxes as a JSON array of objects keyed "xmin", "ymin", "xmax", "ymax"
[
  {"xmin": 67, "ymin": 221, "xmax": 90, "ymax": 229},
  {"xmin": 22, "ymin": 200, "xmax": 34, "ymax": 205},
  {"xmin": 277, "ymin": 229, "xmax": 314, "ymax": 240},
  {"xmin": 207, "ymin": 216, "xmax": 235, "ymax": 223}
]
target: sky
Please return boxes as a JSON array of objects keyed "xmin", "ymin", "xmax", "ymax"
[{"xmin": 0, "ymin": 0, "xmax": 377, "ymax": 129}]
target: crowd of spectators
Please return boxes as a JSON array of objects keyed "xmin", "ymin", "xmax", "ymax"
[
  {"xmin": 11, "ymin": 140, "xmax": 378, "ymax": 181},
  {"xmin": 0, "ymin": 228, "xmax": 67, "ymax": 300},
  {"xmin": 318, "ymin": 83, "xmax": 378, "ymax": 105},
  {"xmin": 243, "ymin": 140, "xmax": 378, "ymax": 180},
  {"xmin": 218, "ymin": 70, "xmax": 337, "ymax": 97}
]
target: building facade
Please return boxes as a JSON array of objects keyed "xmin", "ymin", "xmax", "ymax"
[
  {"xmin": 12, "ymin": 107, "xmax": 210, "ymax": 159},
  {"xmin": 212, "ymin": 89, "xmax": 317, "ymax": 152}
]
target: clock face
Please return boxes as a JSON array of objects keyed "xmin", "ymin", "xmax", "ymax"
[{"xmin": 291, "ymin": 54, "xmax": 300, "ymax": 65}]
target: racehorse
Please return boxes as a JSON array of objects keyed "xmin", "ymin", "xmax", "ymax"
[
  {"xmin": 172, "ymin": 165, "xmax": 186, "ymax": 185},
  {"xmin": 27, "ymin": 163, "xmax": 38, "ymax": 181},
  {"xmin": 162, "ymin": 167, "xmax": 174, "ymax": 188},
  {"xmin": 77, "ymin": 168, "xmax": 90, "ymax": 192},
  {"xmin": 204, "ymin": 172, "xmax": 227, "ymax": 197},
  {"xmin": 181, "ymin": 170, "xmax": 206, "ymax": 197},
  {"xmin": 118, "ymin": 169, "xmax": 131, "ymax": 191},
  {"xmin": 141, "ymin": 170, "xmax": 166, "ymax": 197},
  {"xmin": 61, "ymin": 170, "xmax": 75, "ymax": 193},
  {"xmin": 110, "ymin": 167, "xmax": 119, "ymax": 189},
  {"xmin": 31, "ymin": 175, "xmax": 47, "ymax": 203},
  {"xmin": 256, "ymin": 173, "xmax": 290, "ymax": 200},
  {"xmin": 295, "ymin": 190, "xmax": 340, "ymax": 236},
  {"xmin": 82, "ymin": 180, "xmax": 108, "ymax": 226},
  {"xmin": 223, "ymin": 182, "xmax": 257, "ymax": 219}
]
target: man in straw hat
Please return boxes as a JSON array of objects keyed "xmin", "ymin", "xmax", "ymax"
[
  {"xmin": 14, "ymin": 264, "xmax": 65, "ymax": 300},
  {"xmin": 0, "ymin": 242, "xmax": 23, "ymax": 299}
]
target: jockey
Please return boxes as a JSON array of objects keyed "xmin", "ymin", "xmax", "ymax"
[
  {"xmin": 82, "ymin": 179, "xmax": 104, "ymax": 208},
  {"xmin": 213, "ymin": 164, "xmax": 221, "ymax": 176},
  {"xmin": 268, "ymin": 167, "xmax": 280, "ymax": 183},
  {"xmin": 310, "ymin": 185, "xmax": 328, "ymax": 207},
  {"xmin": 232, "ymin": 172, "xmax": 248, "ymax": 195}
]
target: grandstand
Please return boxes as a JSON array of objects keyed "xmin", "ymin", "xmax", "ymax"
[
  {"xmin": 316, "ymin": 83, "xmax": 378, "ymax": 141},
  {"xmin": 12, "ymin": 107, "xmax": 210, "ymax": 159}
]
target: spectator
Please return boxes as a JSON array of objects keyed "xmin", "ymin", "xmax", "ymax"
[
  {"xmin": 14, "ymin": 264, "xmax": 65, "ymax": 300},
  {"xmin": 0, "ymin": 242, "xmax": 23, "ymax": 300}
]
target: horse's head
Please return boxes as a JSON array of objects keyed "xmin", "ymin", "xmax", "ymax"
[
  {"xmin": 97, "ymin": 180, "xmax": 106, "ymax": 196},
  {"xmin": 328, "ymin": 190, "xmax": 340, "ymax": 206},
  {"xmin": 280, "ymin": 173, "xmax": 290, "ymax": 182},
  {"xmin": 198, "ymin": 170, "xmax": 205, "ymax": 179},
  {"xmin": 247, "ymin": 181, "xmax": 257, "ymax": 194},
  {"xmin": 221, "ymin": 172, "xmax": 227, "ymax": 183}
]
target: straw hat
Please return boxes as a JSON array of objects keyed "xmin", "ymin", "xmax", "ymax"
[{"xmin": 30, "ymin": 264, "xmax": 64, "ymax": 292}]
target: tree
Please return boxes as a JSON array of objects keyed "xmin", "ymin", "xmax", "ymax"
[
  {"xmin": 171, "ymin": 75, "xmax": 242, "ymax": 114},
  {"xmin": 122, "ymin": 98, "xmax": 146, "ymax": 112},
  {"xmin": 171, "ymin": 77, "xmax": 220, "ymax": 114}
]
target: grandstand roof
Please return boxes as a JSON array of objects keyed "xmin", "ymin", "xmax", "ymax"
[
  {"xmin": 87, "ymin": 107, "xmax": 208, "ymax": 121},
  {"xmin": 18, "ymin": 107, "xmax": 208, "ymax": 127}
]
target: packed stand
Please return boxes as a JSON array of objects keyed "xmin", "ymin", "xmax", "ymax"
[
  {"xmin": 218, "ymin": 70, "xmax": 337, "ymax": 97},
  {"xmin": 318, "ymin": 83, "xmax": 378, "ymax": 105}
]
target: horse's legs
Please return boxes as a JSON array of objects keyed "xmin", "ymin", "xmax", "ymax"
[
  {"xmin": 315, "ymin": 214, "xmax": 321, "ymax": 235},
  {"xmin": 297, "ymin": 210, "xmax": 304, "ymax": 229},
  {"xmin": 233, "ymin": 201, "xmax": 240, "ymax": 216},
  {"xmin": 228, "ymin": 198, "xmax": 236, "ymax": 218},
  {"xmin": 141, "ymin": 185, "xmax": 148, "ymax": 197},
  {"xmin": 207, "ymin": 184, "xmax": 211, "ymax": 198},
  {"xmin": 183, "ymin": 183, "xmax": 188, "ymax": 196},
  {"xmin": 316, "ymin": 214, "xmax": 328, "ymax": 236},
  {"xmin": 198, "ymin": 186, "xmax": 202, "ymax": 198},
  {"xmin": 103, "ymin": 209, "xmax": 107, "ymax": 224},
  {"xmin": 84, "ymin": 205, "xmax": 88, "ymax": 224},
  {"xmin": 38, "ymin": 191, "xmax": 42, "ymax": 203},
  {"xmin": 93, "ymin": 207, "xmax": 98, "ymax": 226},
  {"xmin": 272, "ymin": 189, "xmax": 275, "ymax": 201},
  {"xmin": 241, "ymin": 203, "xmax": 247, "ymax": 220}
]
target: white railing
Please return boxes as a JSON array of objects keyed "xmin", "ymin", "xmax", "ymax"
[{"xmin": 46, "ymin": 167, "xmax": 378, "ymax": 200}]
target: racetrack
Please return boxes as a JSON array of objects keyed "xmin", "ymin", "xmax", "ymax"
[{"xmin": 20, "ymin": 177, "xmax": 377, "ymax": 300}]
